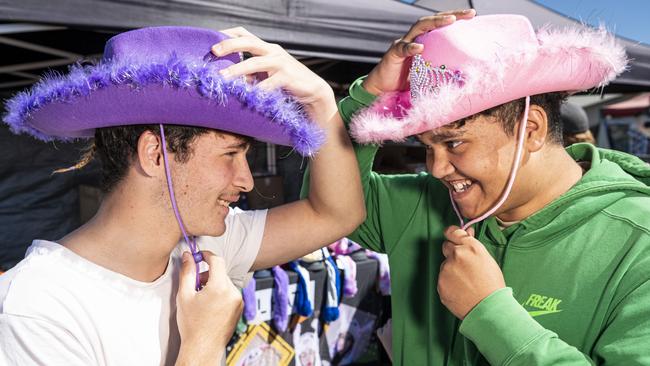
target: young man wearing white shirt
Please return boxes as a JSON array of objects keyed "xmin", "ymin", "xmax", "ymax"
[{"xmin": 0, "ymin": 25, "xmax": 364, "ymax": 365}]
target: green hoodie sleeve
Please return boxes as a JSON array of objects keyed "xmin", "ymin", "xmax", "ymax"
[
  {"xmin": 337, "ymin": 77, "xmax": 381, "ymax": 216},
  {"xmin": 460, "ymin": 285, "xmax": 650, "ymax": 365},
  {"xmin": 337, "ymin": 77, "xmax": 385, "ymax": 253},
  {"xmin": 338, "ymin": 76, "xmax": 377, "ymax": 123},
  {"xmin": 301, "ymin": 76, "xmax": 436, "ymax": 254},
  {"xmin": 301, "ymin": 76, "xmax": 383, "ymax": 251}
]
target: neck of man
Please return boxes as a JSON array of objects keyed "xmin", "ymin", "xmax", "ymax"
[
  {"xmin": 495, "ymin": 145, "xmax": 583, "ymax": 223},
  {"xmin": 59, "ymin": 182, "xmax": 181, "ymax": 282}
]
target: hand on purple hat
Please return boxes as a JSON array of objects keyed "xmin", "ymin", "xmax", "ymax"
[
  {"xmin": 363, "ymin": 9, "xmax": 476, "ymax": 97},
  {"xmin": 212, "ymin": 27, "xmax": 338, "ymax": 125},
  {"xmin": 438, "ymin": 225, "xmax": 505, "ymax": 320},
  {"xmin": 176, "ymin": 251, "xmax": 242, "ymax": 364}
]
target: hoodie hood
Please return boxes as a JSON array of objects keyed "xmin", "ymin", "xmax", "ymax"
[{"xmin": 482, "ymin": 143, "xmax": 650, "ymax": 247}]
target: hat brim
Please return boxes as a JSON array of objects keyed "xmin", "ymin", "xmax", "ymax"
[{"xmin": 4, "ymin": 55, "xmax": 324, "ymax": 157}]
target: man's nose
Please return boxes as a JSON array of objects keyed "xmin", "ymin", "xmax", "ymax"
[
  {"xmin": 429, "ymin": 147, "xmax": 454, "ymax": 179},
  {"xmin": 235, "ymin": 159, "xmax": 254, "ymax": 193}
]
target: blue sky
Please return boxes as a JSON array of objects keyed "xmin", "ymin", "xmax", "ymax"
[{"xmin": 535, "ymin": 0, "xmax": 650, "ymax": 45}]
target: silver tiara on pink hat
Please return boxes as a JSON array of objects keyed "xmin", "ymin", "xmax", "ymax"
[{"xmin": 409, "ymin": 54, "xmax": 465, "ymax": 100}]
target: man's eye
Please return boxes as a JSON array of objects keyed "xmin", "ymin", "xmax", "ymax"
[{"xmin": 446, "ymin": 140, "xmax": 463, "ymax": 149}]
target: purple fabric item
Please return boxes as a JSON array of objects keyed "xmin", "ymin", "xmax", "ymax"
[
  {"xmin": 242, "ymin": 277, "xmax": 257, "ymax": 323},
  {"xmin": 3, "ymin": 26, "xmax": 324, "ymax": 156},
  {"xmin": 328, "ymin": 237, "xmax": 363, "ymax": 256},
  {"xmin": 338, "ymin": 255, "xmax": 358, "ymax": 298},
  {"xmin": 271, "ymin": 266, "xmax": 290, "ymax": 333},
  {"xmin": 366, "ymin": 251, "xmax": 391, "ymax": 296}
]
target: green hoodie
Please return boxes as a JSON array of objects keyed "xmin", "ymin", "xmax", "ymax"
[{"xmin": 331, "ymin": 77, "xmax": 650, "ymax": 365}]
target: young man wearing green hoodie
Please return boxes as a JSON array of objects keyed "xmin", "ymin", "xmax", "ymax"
[{"xmin": 326, "ymin": 12, "xmax": 650, "ymax": 366}]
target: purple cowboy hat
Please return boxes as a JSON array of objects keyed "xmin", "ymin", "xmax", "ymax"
[{"xmin": 3, "ymin": 26, "xmax": 324, "ymax": 156}]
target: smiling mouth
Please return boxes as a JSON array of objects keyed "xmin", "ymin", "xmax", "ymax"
[
  {"xmin": 446, "ymin": 179, "xmax": 473, "ymax": 194},
  {"xmin": 217, "ymin": 195, "xmax": 240, "ymax": 208}
]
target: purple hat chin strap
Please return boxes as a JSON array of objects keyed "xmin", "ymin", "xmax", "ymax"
[
  {"xmin": 450, "ymin": 96, "xmax": 531, "ymax": 231},
  {"xmin": 159, "ymin": 124, "xmax": 203, "ymax": 291}
]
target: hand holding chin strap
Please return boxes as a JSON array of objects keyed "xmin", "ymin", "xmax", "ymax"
[
  {"xmin": 159, "ymin": 124, "xmax": 203, "ymax": 291},
  {"xmin": 450, "ymin": 96, "xmax": 531, "ymax": 231}
]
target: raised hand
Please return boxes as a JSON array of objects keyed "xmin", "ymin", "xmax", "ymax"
[
  {"xmin": 212, "ymin": 27, "xmax": 337, "ymax": 123},
  {"xmin": 363, "ymin": 9, "xmax": 476, "ymax": 96}
]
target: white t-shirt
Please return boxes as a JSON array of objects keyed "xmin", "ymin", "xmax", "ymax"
[{"xmin": 0, "ymin": 207, "xmax": 266, "ymax": 366}]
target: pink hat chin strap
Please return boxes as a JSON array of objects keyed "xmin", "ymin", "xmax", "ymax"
[
  {"xmin": 450, "ymin": 96, "xmax": 531, "ymax": 231},
  {"xmin": 159, "ymin": 124, "xmax": 203, "ymax": 291}
]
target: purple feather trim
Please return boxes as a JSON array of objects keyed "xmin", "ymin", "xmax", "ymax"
[{"xmin": 2, "ymin": 54, "xmax": 324, "ymax": 156}]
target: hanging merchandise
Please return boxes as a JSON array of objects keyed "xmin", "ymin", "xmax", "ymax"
[
  {"xmin": 300, "ymin": 248, "xmax": 326, "ymax": 271},
  {"xmin": 271, "ymin": 265, "xmax": 290, "ymax": 333},
  {"xmin": 227, "ymin": 322, "xmax": 295, "ymax": 366},
  {"xmin": 293, "ymin": 318, "xmax": 322, "ymax": 366},
  {"xmin": 324, "ymin": 303, "xmax": 378, "ymax": 365},
  {"xmin": 335, "ymin": 255, "xmax": 358, "ymax": 298},
  {"xmin": 288, "ymin": 261, "xmax": 313, "ymax": 320},
  {"xmin": 328, "ymin": 238, "xmax": 362, "ymax": 256},
  {"xmin": 243, "ymin": 277, "xmax": 258, "ymax": 324},
  {"xmin": 365, "ymin": 251, "xmax": 391, "ymax": 296},
  {"xmin": 321, "ymin": 248, "xmax": 341, "ymax": 323}
]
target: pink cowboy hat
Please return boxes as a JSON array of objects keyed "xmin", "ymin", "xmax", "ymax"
[{"xmin": 350, "ymin": 14, "xmax": 627, "ymax": 143}]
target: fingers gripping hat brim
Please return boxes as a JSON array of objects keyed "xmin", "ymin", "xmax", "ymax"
[{"xmin": 350, "ymin": 15, "xmax": 627, "ymax": 144}]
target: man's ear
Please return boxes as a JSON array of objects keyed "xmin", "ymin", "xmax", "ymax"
[
  {"xmin": 136, "ymin": 130, "xmax": 164, "ymax": 177},
  {"xmin": 525, "ymin": 104, "xmax": 549, "ymax": 153}
]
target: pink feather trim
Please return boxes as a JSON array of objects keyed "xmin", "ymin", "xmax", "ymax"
[{"xmin": 350, "ymin": 22, "xmax": 628, "ymax": 144}]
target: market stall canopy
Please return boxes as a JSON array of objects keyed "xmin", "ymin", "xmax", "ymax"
[
  {"xmin": 602, "ymin": 93, "xmax": 650, "ymax": 117},
  {"xmin": 0, "ymin": 0, "xmax": 430, "ymax": 65},
  {"xmin": 0, "ymin": 0, "xmax": 649, "ymax": 92}
]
